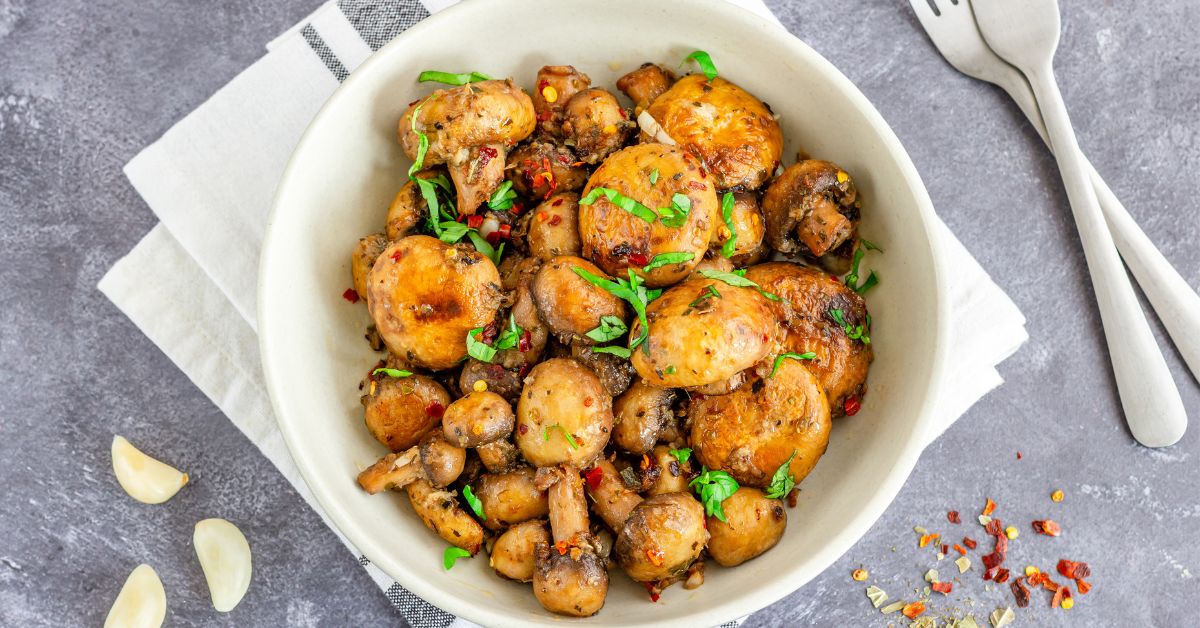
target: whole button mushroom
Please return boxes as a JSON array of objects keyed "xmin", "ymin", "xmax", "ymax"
[{"xmin": 515, "ymin": 358, "xmax": 613, "ymax": 467}]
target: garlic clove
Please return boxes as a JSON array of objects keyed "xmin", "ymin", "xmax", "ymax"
[
  {"xmin": 193, "ymin": 518, "xmax": 252, "ymax": 612},
  {"xmin": 104, "ymin": 564, "xmax": 166, "ymax": 628},
  {"xmin": 111, "ymin": 436, "xmax": 189, "ymax": 504}
]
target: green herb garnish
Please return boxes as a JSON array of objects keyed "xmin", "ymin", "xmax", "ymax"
[
  {"xmin": 579, "ymin": 187, "xmax": 657, "ymax": 223},
  {"xmin": 764, "ymin": 450, "xmax": 797, "ymax": 499},
  {"xmin": 720, "ymin": 192, "xmax": 738, "ymax": 258},
  {"xmin": 466, "ymin": 230, "xmax": 504, "ymax": 266},
  {"xmin": 465, "ymin": 327, "xmax": 497, "ymax": 363},
  {"xmin": 688, "ymin": 284, "xmax": 721, "ymax": 308},
  {"xmin": 418, "ymin": 70, "xmax": 492, "ymax": 85},
  {"xmin": 829, "ymin": 308, "xmax": 871, "ymax": 344},
  {"xmin": 681, "ymin": 50, "xmax": 718, "ymax": 81},
  {"xmin": 543, "ymin": 424, "xmax": 580, "ymax": 450},
  {"xmin": 845, "ymin": 239, "xmax": 882, "ymax": 295},
  {"xmin": 668, "ymin": 448, "xmax": 692, "ymax": 464},
  {"xmin": 592, "ymin": 345, "xmax": 632, "ymax": 359},
  {"xmin": 586, "ymin": 315, "xmax": 628, "ymax": 343},
  {"xmin": 689, "ymin": 467, "xmax": 739, "ymax": 522},
  {"xmin": 487, "ymin": 180, "xmax": 518, "ymax": 211},
  {"xmin": 642, "ymin": 251, "xmax": 695, "ymax": 273},
  {"xmin": 573, "ymin": 267, "xmax": 661, "ymax": 354},
  {"xmin": 698, "ymin": 269, "xmax": 783, "ymax": 302},
  {"xmin": 461, "ymin": 484, "xmax": 486, "ymax": 520},
  {"xmin": 657, "ymin": 193, "xmax": 692, "ymax": 228},
  {"xmin": 649, "ymin": 169, "xmax": 660, "ymax": 185},
  {"xmin": 769, "ymin": 352, "xmax": 816, "ymax": 378},
  {"xmin": 664, "ymin": 365, "xmax": 676, "ymax": 375},
  {"xmin": 493, "ymin": 314, "xmax": 523, "ymax": 350},
  {"xmin": 443, "ymin": 546, "xmax": 472, "ymax": 570},
  {"xmin": 372, "ymin": 367, "xmax": 413, "ymax": 379}
]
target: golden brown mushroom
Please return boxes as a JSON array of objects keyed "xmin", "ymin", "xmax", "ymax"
[
  {"xmin": 533, "ymin": 466, "xmax": 609, "ymax": 617},
  {"xmin": 616, "ymin": 63, "xmax": 676, "ymax": 113},
  {"xmin": 531, "ymin": 65, "xmax": 592, "ymax": 138},
  {"xmin": 515, "ymin": 358, "xmax": 613, "ymax": 467},
  {"xmin": 761, "ymin": 160, "xmax": 860, "ymax": 259},
  {"xmin": 705, "ymin": 487, "xmax": 786, "ymax": 567},
  {"xmin": 561, "ymin": 88, "xmax": 634, "ymax": 165},
  {"xmin": 506, "ymin": 142, "xmax": 589, "ymax": 200},
  {"xmin": 361, "ymin": 370, "xmax": 450, "ymax": 452},
  {"xmin": 490, "ymin": 520, "xmax": 550, "ymax": 581}
]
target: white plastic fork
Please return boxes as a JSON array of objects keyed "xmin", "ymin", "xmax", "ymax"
[
  {"xmin": 962, "ymin": 0, "xmax": 1187, "ymax": 447},
  {"xmin": 909, "ymin": 0, "xmax": 1200, "ymax": 387}
]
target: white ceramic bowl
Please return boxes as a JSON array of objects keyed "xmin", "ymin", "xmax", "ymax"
[{"xmin": 259, "ymin": 0, "xmax": 950, "ymax": 624}]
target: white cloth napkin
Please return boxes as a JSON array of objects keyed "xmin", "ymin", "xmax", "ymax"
[{"xmin": 98, "ymin": 0, "xmax": 1028, "ymax": 625}]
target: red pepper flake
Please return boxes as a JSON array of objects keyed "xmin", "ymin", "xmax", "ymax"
[
  {"xmin": 536, "ymin": 109, "xmax": 553, "ymax": 122},
  {"xmin": 918, "ymin": 533, "xmax": 939, "ymax": 548},
  {"xmin": 983, "ymin": 566, "xmax": 998, "ymax": 581},
  {"xmin": 537, "ymin": 211, "xmax": 548, "ymax": 222},
  {"xmin": 480, "ymin": 322, "xmax": 499, "ymax": 343},
  {"xmin": 1076, "ymin": 579, "xmax": 1091, "ymax": 595},
  {"xmin": 549, "ymin": 214, "xmax": 563, "ymax": 226},
  {"xmin": 985, "ymin": 518, "xmax": 1004, "ymax": 537},
  {"xmin": 583, "ymin": 396, "xmax": 594, "ymax": 407},
  {"xmin": 947, "ymin": 510, "xmax": 961, "ymax": 524},
  {"xmin": 940, "ymin": 543, "xmax": 949, "ymax": 555},
  {"xmin": 931, "ymin": 581, "xmax": 953, "ymax": 595},
  {"xmin": 953, "ymin": 544, "xmax": 967, "ymax": 555},
  {"xmin": 983, "ymin": 498, "xmax": 997, "ymax": 516},
  {"xmin": 963, "ymin": 536, "xmax": 978, "ymax": 549},
  {"xmin": 583, "ymin": 466, "xmax": 603, "ymax": 491},
  {"xmin": 643, "ymin": 582, "xmax": 660, "ymax": 603},
  {"xmin": 1017, "ymin": 451, "xmax": 1023, "ymax": 460},
  {"xmin": 645, "ymin": 548, "xmax": 665, "ymax": 566},
  {"xmin": 390, "ymin": 249, "xmax": 404, "ymax": 262},
  {"xmin": 552, "ymin": 197, "xmax": 564, "ymax": 207},
  {"xmin": 1032, "ymin": 519, "xmax": 1062, "ymax": 537},
  {"xmin": 517, "ymin": 423, "xmax": 529, "ymax": 435},
  {"xmin": 994, "ymin": 568, "xmax": 1011, "ymax": 583},
  {"xmin": 554, "ymin": 540, "xmax": 571, "ymax": 555},
  {"xmin": 843, "ymin": 396, "xmax": 861, "ymax": 416},
  {"xmin": 517, "ymin": 329, "xmax": 532, "ymax": 352},
  {"xmin": 1057, "ymin": 559, "xmax": 1090, "ymax": 579},
  {"xmin": 341, "ymin": 288, "xmax": 360, "ymax": 303},
  {"xmin": 1051, "ymin": 585, "xmax": 1067, "ymax": 609},
  {"xmin": 478, "ymin": 145, "xmax": 498, "ymax": 159},
  {"xmin": 1042, "ymin": 578, "xmax": 1061, "ymax": 593},
  {"xmin": 901, "ymin": 601, "xmax": 925, "ymax": 619},
  {"xmin": 424, "ymin": 401, "xmax": 444, "ymax": 419},
  {"xmin": 466, "ymin": 214, "xmax": 484, "ymax": 230},
  {"xmin": 628, "ymin": 252, "xmax": 649, "ymax": 267},
  {"xmin": 687, "ymin": 180, "xmax": 706, "ymax": 191},
  {"xmin": 1011, "ymin": 577, "xmax": 1031, "ymax": 608}
]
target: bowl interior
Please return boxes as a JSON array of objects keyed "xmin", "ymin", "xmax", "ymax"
[{"xmin": 259, "ymin": 0, "xmax": 948, "ymax": 625}]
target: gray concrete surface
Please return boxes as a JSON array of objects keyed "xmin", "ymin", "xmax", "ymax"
[{"xmin": 1, "ymin": 0, "xmax": 1197, "ymax": 625}]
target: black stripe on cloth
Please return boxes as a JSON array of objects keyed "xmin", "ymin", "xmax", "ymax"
[
  {"xmin": 301, "ymin": 23, "xmax": 350, "ymax": 82},
  {"xmin": 385, "ymin": 583, "xmax": 457, "ymax": 628},
  {"xmin": 337, "ymin": 0, "xmax": 430, "ymax": 51}
]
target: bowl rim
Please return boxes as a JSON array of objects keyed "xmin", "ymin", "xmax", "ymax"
[{"xmin": 258, "ymin": 0, "xmax": 951, "ymax": 624}]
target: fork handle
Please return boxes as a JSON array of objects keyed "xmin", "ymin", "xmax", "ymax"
[
  {"xmin": 1002, "ymin": 80, "xmax": 1200, "ymax": 383},
  {"xmin": 1025, "ymin": 65, "xmax": 1187, "ymax": 447}
]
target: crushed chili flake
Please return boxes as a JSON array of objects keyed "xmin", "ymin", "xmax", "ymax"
[
  {"xmin": 549, "ymin": 214, "xmax": 562, "ymax": 226},
  {"xmin": 918, "ymin": 533, "xmax": 939, "ymax": 548},
  {"xmin": 517, "ymin": 423, "xmax": 529, "ymax": 435},
  {"xmin": 552, "ymin": 197, "xmax": 564, "ymax": 206},
  {"xmin": 1076, "ymin": 579, "xmax": 1091, "ymax": 594},
  {"xmin": 963, "ymin": 536, "xmax": 978, "ymax": 549},
  {"xmin": 940, "ymin": 543, "xmax": 949, "ymax": 555},
  {"xmin": 583, "ymin": 396, "xmax": 594, "ymax": 407},
  {"xmin": 518, "ymin": 329, "xmax": 532, "ymax": 352},
  {"xmin": 390, "ymin": 249, "xmax": 404, "ymax": 262},
  {"xmin": 851, "ymin": 569, "xmax": 868, "ymax": 581},
  {"xmin": 983, "ymin": 498, "xmax": 997, "ymax": 516},
  {"xmin": 628, "ymin": 251, "xmax": 649, "ymax": 266},
  {"xmin": 947, "ymin": 510, "xmax": 961, "ymax": 524},
  {"xmin": 583, "ymin": 465, "xmax": 603, "ymax": 491},
  {"xmin": 985, "ymin": 519, "xmax": 1004, "ymax": 537},
  {"xmin": 843, "ymin": 396, "xmax": 862, "ymax": 415},
  {"xmin": 424, "ymin": 401, "xmax": 444, "ymax": 418},
  {"xmin": 1057, "ymin": 559, "xmax": 1090, "ymax": 579},
  {"xmin": 931, "ymin": 581, "xmax": 953, "ymax": 595},
  {"xmin": 646, "ymin": 548, "xmax": 665, "ymax": 566},
  {"xmin": 1011, "ymin": 577, "xmax": 1031, "ymax": 608},
  {"xmin": 1051, "ymin": 585, "xmax": 1066, "ymax": 609},
  {"xmin": 466, "ymin": 214, "xmax": 484, "ymax": 229},
  {"xmin": 642, "ymin": 582, "xmax": 660, "ymax": 602},
  {"xmin": 953, "ymin": 544, "xmax": 967, "ymax": 555},
  {"xmin": 1032, "ymin": 519, "xmax": 1062, "ymax": 536},
  {"xmin": 994, "ymin": 568, "xmax": 1011, "ymax": 583},
  {"xmin": 1017, "ymin": 451, "xmax": 1023, "ymax": 460},
  {"xmin": 342, "ymin": 288, "xmax": 360, "ymax": 303},
  {"xmin": 901, "ymin": 601, "xmax": 925, "ymax": 619},
  {"xmin": 537, "ymin": 211, "xmax": 548, "ymax": 222}
]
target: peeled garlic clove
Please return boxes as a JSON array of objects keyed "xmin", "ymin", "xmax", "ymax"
[
  {"xmin": 194, "ymin": 518, "xmax": 252, "ymax": 612},
  {"xmin": 111, "ymin": 435, "xmax": 188, "ymax": 504},
  {"xmin": 104, "ymin": 564, "xmax": 166, "ymax": 628}
]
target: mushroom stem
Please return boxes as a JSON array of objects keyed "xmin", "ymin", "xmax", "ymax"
[
  {"xmin": 356, "ymin": 447, "xmax": 421, "ymax": 494},
  {"xmin": 546, "ymin": 465, "xmax": 590, "ymax": 543},
  {"xmin": 448, "ymin": 143, "xmax": 506, "ymax": 215}
]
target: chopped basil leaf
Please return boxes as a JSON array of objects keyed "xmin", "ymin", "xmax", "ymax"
[
  {"xmin": 407, "ymin": 101, "xmax": 431, "ymax": 178},
  {"xmin": 586, "ymin": 315, "xmax": 628, "ymax": 343},
  {"xmin": 664, "ymin": 365, "xmax": 676, "ymax": 375},
  {"xmin": 845, "ymin": 240, "xmax": 882, "ymax": 295},
  {"xmin": 769, "ymin": 352, "xmax": 816, "ymax": 378},
  {"xmin": 592, "ymin": 345, "xmax": 632, "ymax": 359},
  {"xmin": 372, "ymin": 367, "xmax": 413, "ymax": 379},
  {"xmin": 687, "ymin": 284, "xmax": 721, "ymax": 308},
  {"xmin": 681, "ymin": 50, "xmax": 718, "ymax": 81},
  {"xmin": 579, "ymin": 187, "xmax": 658, "ymax": 223},
  {"xmin": 461, "ymin": 484, "xmax": 486, "ymax": 520},
  {"xmin": 467, "ymin": 230, "xmax": 504, "ymax": 266},
  {"xmin": 543, "ymin": 424, "xmax": 580, "ymax": 449},
  {"xmin": 668, "ymin": 448, "xmax": 692, "ymax": 464},
  {"xmin": 764, "ymin": 450, "xmax": 797, "ymax": 499},
  {"xmin": 466, "ymin": 327, "xmax": 498, "ymax": 363},
  {"xmin": 689, "ymin": 467, "xmax": 739, "ymax": 522},
  {"xmin": 642, "ymin": 251, "xmax": 695, "ymax": 272},
  {"xmin": 657, "ymin": 193, "xmax": 692, "ymax": 228},
  {"xmin": 720, "ymin": 192, "xmax": 738, "ymax": 258},
  {"xmin": 854, "ymin": 271, "xmax": 879, "ymax": 295},
  {"xmin": 438, "ymin": 221, "xmax": 471, "ymax": 243},
  {"xmin": 493, "ymin": 313, "xmax": 523, "ymax": 351},
  {"xmin": 698, "ymin": 269, "xmax": 784, "ymax": 302},
  {"xmin": 649, "ymin": 169, "xmax": 659, "ymax": 185},
  {"xmin": 860, "ymin": 238, "xmax": 883, "ymax": 252},
  {"xmin": 443, "ymin": 546, "xmax": 471, "ymax": 570},
  {"xmin": 418, "ymin": 70, "xmax": 493, "ymax": 85},
  {"xmin": 829, "ymin": 308, "xmax": 871, "ymax": 344},
  {"xmin": 572, "ymin": 266, "xmax": 659, "ymax": 355},
  {"xmin": 487, "ymin": 180, "xmax": 518, "ymax": 210}
]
